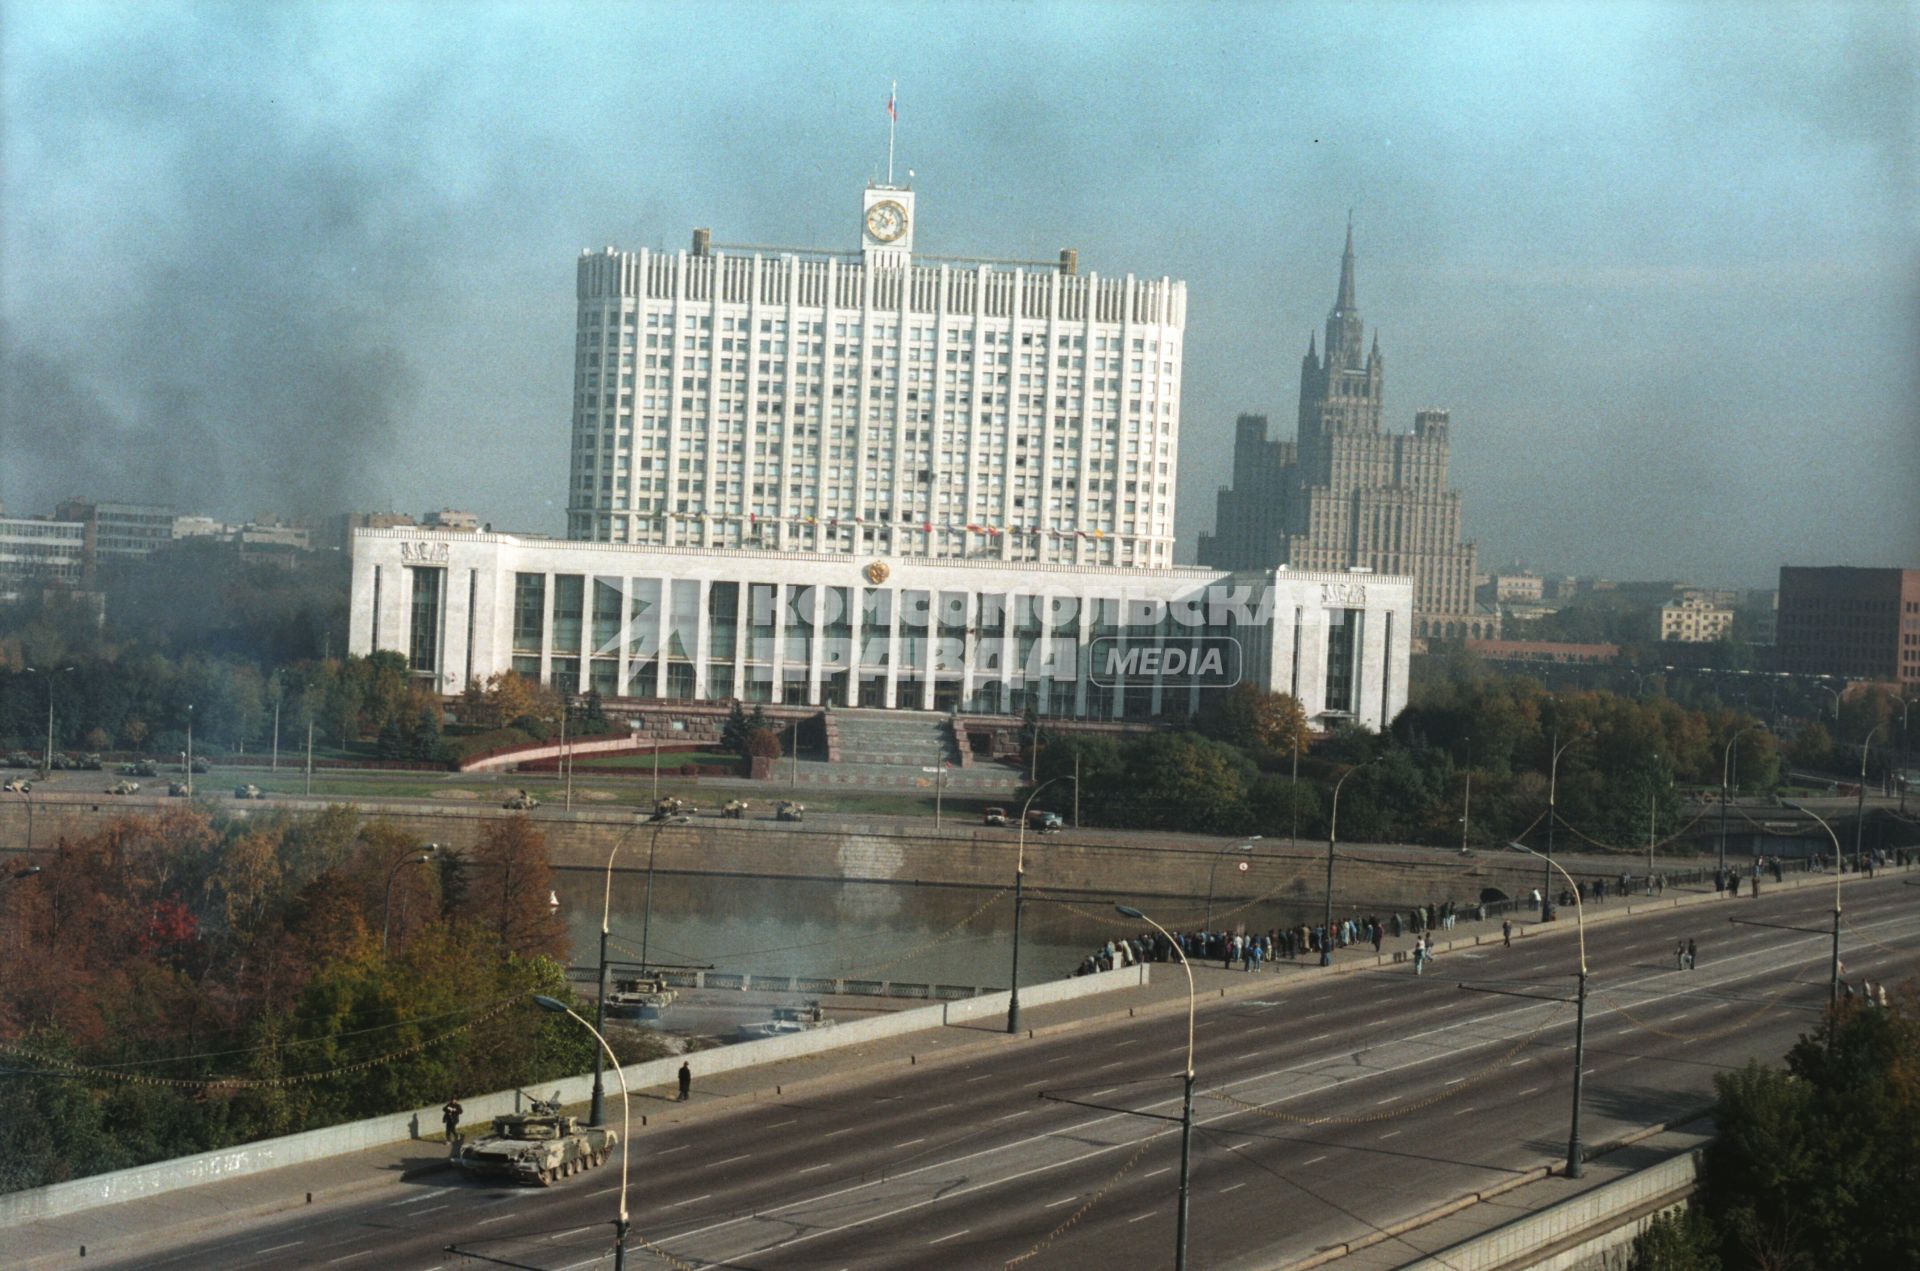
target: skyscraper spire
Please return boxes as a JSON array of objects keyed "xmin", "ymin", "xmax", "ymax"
[{"xmin": 1334, "ymin": 213, "xmax": 1357, "ymax": 315}]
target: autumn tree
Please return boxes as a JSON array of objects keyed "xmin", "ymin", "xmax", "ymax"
[{"xmin": 457, "ymin": 817, "xmax": 568, "ymax": 961}]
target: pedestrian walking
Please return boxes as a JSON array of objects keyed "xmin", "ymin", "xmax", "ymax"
[
  {"xmin": 678, "ymin": 1061, "xmax": 691, "ymax": 1101},
  {"xmin": 442, "ymin": 1097, "xmax": 464, "ymax": 1152},
  {"xmin": 1675, "ymin": 940, "xmax": 1686, "ymax": 971},
  {"xmin": 1686, "ymin": 938, "xmax": 1698, "ymax": 971},
  {"xmin": 1502, "ymin": 919, "xmax": 1512, "ymax": 949}
]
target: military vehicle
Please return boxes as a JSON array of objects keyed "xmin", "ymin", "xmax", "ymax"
[
  {"xmin": 121, "ymin": 761, "xmax": 159, "ymax": 778},
  {"xmin": 454, "ymin": 1094, "xmax": 617, "ymax": 1186},
  {"xmin": 502, "ymin": 790, "xmax": 540, "ymax": 810},
  {"xmin": 983, "ymin": 806, "xmax": 1011, "ymax": 827},
  {"xmin": 233, "ymin": 784, "xmax": 267, "ymax": 800},
  {"xmin": 721, "ymin": 799, "xmax": 750, "ymax": 819},
  {"xmin": 3, "ymin": 752, "xmax": 34, "ymax": 769},
  {"xmin": 776, "ymin": 801, "xmax": 805, "ymax": 822},
  {"xmin": 167, "ymin": 781, "xmax": 191, "ymax": 798},
  {"xmin": 2, "ymin": 779, "xmax": 29, "ymax": 794},
  {"xmin": 604, "ymin": 974, "xmax": 676, "ymax": 1018},
  {"xmin": 650, "ymin": 796, "xmax": 693, "ymax": 821},
  {"xmin": 107, "ymin": 780, "xmax": 141, "ymax": 795}
]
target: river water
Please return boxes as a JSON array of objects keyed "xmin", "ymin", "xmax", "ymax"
[{"xmin": 551, "ymin": 868, "xmax": 1412, "ymax": 989}]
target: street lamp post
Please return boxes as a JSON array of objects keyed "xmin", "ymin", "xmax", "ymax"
[
  {"xmin": 1008, "ymin": 774, "xmax": 1074, "ymax": 1034},
  {"xmin": 1782, "ymin": 800, "xmax": 1845, "ymax": 1003},
  {"xmin": 1854, "ymin": 724, "xmax": 1883, "ymax": 873},
  {"xmin": 24, "ymin": 666, "xmax": 75, "ymax": 778},
  {"xmin": 1116, "ymin": 904, "xmax": 1195, "ymax": 1271},
  {"xmin": 10, "ymin": 786, "xmax": 31, "ymax": 857},
  {"xmin": 591, "ymin": 815, "xmax": 649, "ymax": 1128},
  {"xmin": 381, "ymin": 845, "xmax": 438, "ymax": 955},
  {"xmin": 531, "ymin": 996, "xmax": 629, "ymax": 1270},
  {"xmin": 1543, "ymin": 729, "xmax": 1586, "ymax": 922},
  {"xmin": 1719, "ymin": 723, "xmax": 1765, "ymax": 881},
  {"xmin": 1897, "ymin": 696, "xmax": 1912, "ymax": 816},
  {"xmin": 1288, "ymin": 731, "xmax": 1302, "ymax": 852},
  {"xmin": 184, "ymin": 704, "xmax": 195, "ymax": 797},
  {"xmin": 1321, "ymin": 759, "xmax": 1377, "ymax": 967},
  {"xmin": 1203, "ymin": 838, "xmax": 1262, "ymax": 930},
  {"xmin": 1507, "ymin": 842, "xmax": 1589, "ymax": 1178}
]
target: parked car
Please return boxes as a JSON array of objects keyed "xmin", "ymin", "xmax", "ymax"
[
  {"xmin": 106, "ymin": 780, "xmax": 141, "ymax": 795},
  {"xmin": 983, "ymin": 807, "xmax": 1011, "ymax": 827},
  {"xmin": 2, "ymin": 779, "xmax": 30, "ymax": 794},
  {"xmin": 1026, "ymin": 810, "xmax": 1064, "ymax": 833},
  {"xmin": 232, "ymin": 784, "xmax": 267, "ymax": 800},
  {"xmin": 776, "ymin": 801, "xmax": 805, "ymax": 822}
]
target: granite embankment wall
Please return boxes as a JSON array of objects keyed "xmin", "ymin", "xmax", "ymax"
[{"xmin": 2, "ymin": 792, "xmax": 1633, "ymax": 910}]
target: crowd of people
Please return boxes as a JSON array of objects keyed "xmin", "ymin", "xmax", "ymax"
[{"xmin": 1073, "ymin": 901, "xmax": 1474, "ymax": 978}]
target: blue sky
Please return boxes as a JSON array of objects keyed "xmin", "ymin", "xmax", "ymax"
[{"xmin": 3, "ymin": 0, "xmax": 1914, "ymax": 587}]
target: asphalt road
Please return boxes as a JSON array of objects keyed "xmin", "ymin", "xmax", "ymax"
[{"xmin": 92, "ymin": 871, "xmax": 1918, "ymax": 1271}]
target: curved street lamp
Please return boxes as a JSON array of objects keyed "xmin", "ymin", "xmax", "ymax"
[
  {"xmin": 1321, "ymin": 758, "xmax": 1378, "ymax": 967},
  {"xmin": 531, "ymin": 995, "xmax": 630, "ymax": 1270},
  {"xmin": 1719, "ymin": 722, "xmax": 1767, "ymax": 879},
  {"xmin": 22, "ymin": 665, "xmax": 75, "ymax": 778},
  {"xmin": 1853, "ymin": 724, "xmax": 1883, "ymax": 873},
  {"xmin": 1781, "ymin": 800, "xmax": 1845, "ymax": 1003},
  {"xmin": 381, "ymin": 844, "xmax": 438, "ymax": 956},
  {"xmin": 590, "ymin": 814, "xmax": 652, "ymax": 1128},
  {"xmin": 1203, "ymin": 837, "xmax": 1261, "ymax": 930},
  {"xmin": 1116, "ymin": 903, "xmax": 1196, "ymax": 1271},
  {"xmin": 1007, "ymin": 773, "xmax": 1074, "ymax": 1034},
  {"xmin": 1508, "ymin": 841, "xmax": 1588, "ymax": 1178},
  {"xmin": 1541, "ymin": 728, "xmax": 1589, "ymax": 922}
]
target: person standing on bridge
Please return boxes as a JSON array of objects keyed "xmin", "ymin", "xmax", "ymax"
[
  {"xmin": 678, "ymin": 1061, "xmax": 692, "ymax": 1101},
  {"xmin": 1687, "ymin": 938, "xmax": 1698, "ymax": 970},
  {"xmin": 1675, "ymin": 940, "xmax": 1686, "ymax": 971},
  {"xmin": 1502, "ymin": 918, "xmax": 1513, "ymax": 949},
  {"xmin": 442, "ymin": 1098, "xmax": 464, "ymax": 1151}
]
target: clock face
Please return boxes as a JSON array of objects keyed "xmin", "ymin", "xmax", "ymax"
[{"xmin": 865, "ymin": 200, "xmax": 908, "ymax": 243}]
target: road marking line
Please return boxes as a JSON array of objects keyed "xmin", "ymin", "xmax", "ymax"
[
  {"xmin": 256, "ymin": 1242, "xmax": 304, "ymax": 1254},
  {"xmin": 658, "ymin": 911, "xmax": 1920, "ymax": 1263},
  {"xmin": 1378, "ymin": 1130, "xmax": 1401, "ymax": 1140},
  {"xmin": 1444, "ymin": 1077, "xmax": 1467, "ymax": 1085},
  {"xmin": 1374, "ymin": 1095, "xmax": 1401, "ymax": 1105},
  {"xmin": 1220, "ymin": 1182, "xmax": 1247, "ymax": 1194},
  {"xmin": 998, "ymin": 1111, "xmax": 1030, "ymax": 1121},
  {"xmin": 1044, "ymin": 1197, "xmax": 1077, "ymax": 1209},
  {"xmin": 896, "ymin": 1138, "xmax": 927, "ymax": 1148},
  {"xmin": 1229, "ymin": 1142, "xmax": 1251, "ymax": 1150},
  {"xmin": 1307, "ymin": 1032, "xmax": 1331, "ymax": 1042},
  {"xmin": 1516, "ymin": 1087, "xmax": 1540, "ymax": 1097},
  {"xmin": 414, "ymin": 1203, "xmax": 449, "ymax": 1214},
  {"xmin": 1086, "ymin": 1087, "xmax": 1119, "ymax": 1099},
  {"xmin": 710, "ymin": 1154, "xmax": 751, "ymax": 1167},
  {"xmin": 1143, "ymin": 1167, "xmax": 1171, "ymax": 1179},
  {"xmin": 675, "ymin": 1194, "xmax": 712, "ymax": 1206},
  {"xmin": 1304, "ymin": 1155, "xmax": 1327, "ymax": 1165},
  {"xmin": 1238, "ymin": 1050, "xmax": 1262, "ymax": 1059},
  {"xmin": 822, "ymin": 1128, "xmax": 853, "ymax": 1137},
  {"xmin": 325, "ymin": 1254, "xmax": 373, "ymax": 1265},
  {"xmin": 478, "ymin": 1213, "xmax": 517, "ymax": 1225},
  {"xmin": 1509, "ymin": 1058, "xmax": 1530, "ymax": 1067},
  {"xmin": 655, "ymin": 1144, "xmax": 690, "ymax": 1155},
  {"xmin": 966, "ymin": 1074, "xmax": 995, "ymax": 1083},
  {"xmin": 551, "ymin": 1225, "xmax": 598, "ymax": 1240},
  {"xmin": 390, "ymin": 1189, "xmax": 452, "ymax": 1207},
  {"xmin": 929, "ymin": 1229, "xmax": 970, "ymax": 1245},
  {"xmin": 766, "ymin": 1119, "xmax": 798, "ymax": 1128},
  {"xmin": 1453, "ymin": 1106, "xmax": 1478, "ymax": 1117},
  {"xmin": 1128, "ymin": 1211, "xmax": 1159, "ymax": 1223}
]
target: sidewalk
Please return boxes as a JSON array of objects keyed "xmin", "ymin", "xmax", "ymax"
[{"xmin": 7, "ymin": 860, "xmax": 1881, "ymax": 1269}]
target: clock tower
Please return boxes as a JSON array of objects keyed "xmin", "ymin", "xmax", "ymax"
[{"xmin": 861, "ymin": 184, "xmax": 914, "ymax": 268}]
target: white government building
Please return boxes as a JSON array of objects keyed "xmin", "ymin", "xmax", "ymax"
[{"xmin": 351, "ymin": 182, "xmax": 1413, "ymax": 730}]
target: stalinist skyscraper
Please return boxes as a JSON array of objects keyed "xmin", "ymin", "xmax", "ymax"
[{"xmin": 1198, "ymin": 226, "xmax": 1491, "ymax": 641}]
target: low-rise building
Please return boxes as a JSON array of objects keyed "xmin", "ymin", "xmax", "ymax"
[
  {"xmin": 1660, "ymin": 592, "xmax": 1735, "ymax": 643},
  {"xmin": 0, "ymin": 515, "xmax": 87, "ymax": 596},
  {"xmin": 55, "ymin": 499, "xmax": 175, "ymax": 562},
  {"xmin": 350, "ymin": 529, "xmax": 1414, "ymax": 732}
]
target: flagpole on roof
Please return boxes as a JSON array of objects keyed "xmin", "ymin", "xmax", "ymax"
[{"xmin": 887, "ymin": 80, "xmax": 897, "ymax": 186}]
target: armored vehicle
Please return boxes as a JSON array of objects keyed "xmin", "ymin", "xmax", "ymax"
[
  {"xmin": 233, "ymin": 784, "xmax": 267, "ymax": 800},
  {"xmin": 167, "ymin": 782, "xmax": 191, "ymax": 797},
  {"xmin": 455, "ymin": 1095, "xmax": 617, "ymax": 1186},
  {"xmin": 124, "ymin": 761, "xmax": 159, "ymax": 778},
  {"xmin": 107, "ymin": 780, "xmax": 141, "ymax": 795},
  {"xmin": 502, "ymin": 790, "xmax": 540, "ymax": 810},
  {"xmin": 4, "ymin": 752, "xmax": 34, "ymax": 769},
  {"xmin": 650, "ymin": 796, "xmax": 694, "ymax": 821},
  {"xmin": 721, "ymin": 799, "xmax": 750, "ymax": 819},
  {"xmin": 2, "ymin": 779, "xmax": 29, "ymax": 794},
  {"xmin": 604, "ymin": 974, "xmax": 677, "ymax": 1018},
  {"xmin": 776, "ymin": 801, "xmax": 805, "ymax": 822}
]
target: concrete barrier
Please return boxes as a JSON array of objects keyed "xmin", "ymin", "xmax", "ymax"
[
  {"xmin": 0, "ymin": 964, "xmax": 1147, "ymax": 1228},
  {"xmin": 1394, "ymin": 1149, "xmax": 1699, "ymax": 1271}
]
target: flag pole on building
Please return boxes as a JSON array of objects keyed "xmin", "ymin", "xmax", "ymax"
[{"xmin": 887, "ymin": 81, "xmax": 897, "ymax": 185}]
